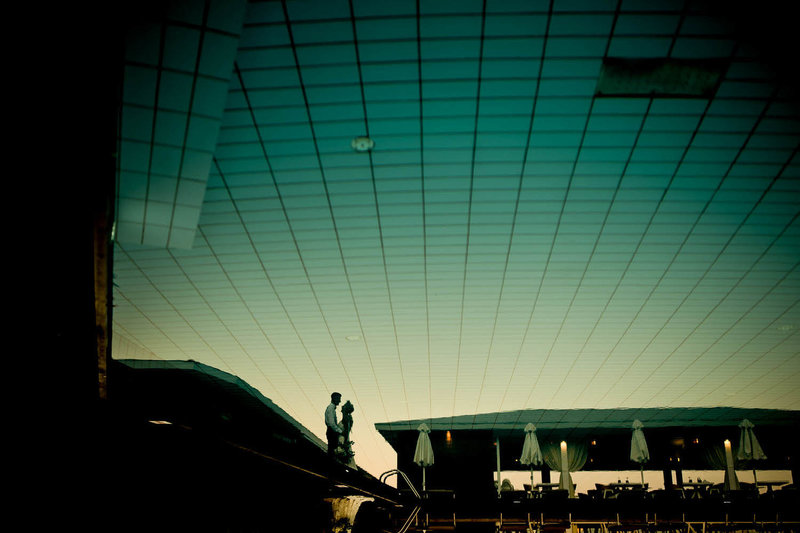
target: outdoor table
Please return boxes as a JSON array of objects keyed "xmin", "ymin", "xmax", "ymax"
[
  {"xmin": 682, "ymin": 481, "xmax": 713, "ymax": 499},
  {"xmin": 608, "ymin": 482, "xmax": 647, "ymax": 490},
  {"xmin": 756, "ymin": 480, "xmax": 789, "ymax": 493},
  {"xmin": 683, "ymin": 482, "xmax": 713, "ymax": 488},
  {"xmin": 526, "ymin": 483, "xmax": 560, "ymax": 499}
]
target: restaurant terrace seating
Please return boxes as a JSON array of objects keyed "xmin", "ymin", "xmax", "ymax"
[{"xmin": 396, "ymin": 486, "xmax": 800, "ymax": 533}]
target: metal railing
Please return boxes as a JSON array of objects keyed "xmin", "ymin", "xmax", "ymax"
[
  {"xmin": 380, "ymin": 468, "xmax": 421, "ymax": 500},
  {"xmin": 380, "ymin": 469, "xmax": 422, "ymax": 533}
]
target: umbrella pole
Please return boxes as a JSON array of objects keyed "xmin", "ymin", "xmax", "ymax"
[
  {"xmin": 753, "ymin": 468, "xmax": 758, "ymax": 488},
  {"xmin": 423, "ymin": 467, "xmax": 426, "ymax": 492},
  {"xmin": 496, "ymin": 438, "xmax": 501, "ymax": 497},
  {"xmin": 640, "ymin": 465, "xmax": 645, "ymax": 485}
]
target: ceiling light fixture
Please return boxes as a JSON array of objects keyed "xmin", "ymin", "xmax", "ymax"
[{"xmin": 351, "ymin": 136, "xmax": 374, "ymax": 152}]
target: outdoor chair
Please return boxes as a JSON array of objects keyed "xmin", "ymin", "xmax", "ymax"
[
  {"xmin": 420, "ymin": 489, "xmax": 457, "ymax": 530},
  {"xmin": 615, "ymin": 490, "xmax": 655, "ymax": 524},
  {"xmin": 650, "ymin": 490, "xmax": 687, "ymax": 523},
  {"xmin": 534, "ymin": 490, "xmax": 572, "ymax": 529},
  {"xmin": 537, "ymin": 515, "xmax": 573, "ymax": 533},
  {"xmin": 723, "ymin": 490, "xmax": 759, "ymax": 521},
  {"xmin": 773, "ymin": 490, "xmax": 800, "ymax": 522},
  {"xmin": 681, "ymin": 492, "xmax": 709, "ymax": 522},
  {"xmin": 756, "ymin": 491, "xmax": 780, "ymax": 523},
  {"xmin": 497, "ymin": 494, "xmax": 535, "ymax": 533},
  {"xmin": 578, "ymin": 491, "xmax": 605, "ymax": 518},
  {"xmin": 499, "ymin": 490, "xmax": 532, "ymax": 522}
]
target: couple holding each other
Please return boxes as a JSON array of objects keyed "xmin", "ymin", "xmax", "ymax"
[{"xmin": 325, "ymin": 392, "xmax": 355, "ymax": 464}]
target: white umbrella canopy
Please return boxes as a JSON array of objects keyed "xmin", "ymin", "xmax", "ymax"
[
  {"xmin": 630, "ymin": 419, "xmax": 650, "ymax": 485},
  {"xmin": 737, "ymin": 419, "xmax": 766, "ymax": 461},
  {"xmin": 414, "ymin": 423, "xmax": 434, "ymax": 491},
  {"xmin": 520, "ymin": 423, "xmax": 543, "ymax": 489},
  {"xmin": 737, "ymin": 419, "xmax": 766, "ymax": 485}
]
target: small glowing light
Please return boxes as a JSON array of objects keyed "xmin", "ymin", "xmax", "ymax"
[
  {"xmin": 446, "ymin": 430, "xmax": 452, "ymax": 442},
  {"xmin": 351, "ymin": 136, "xmax": 374, "ymax": 152},
  {"xmin": 591, "ymin": 440, "xmax": 597, "ymax": 446},
  {"xmin": 149, "ymin": 420, "xmax": 172, "ymax": 425},
  {"xmin": 560, "ymin": 441, "xmax": 567, "ymax": 451},
  {"xmin": 693, "ymin": 438, "xmax": 700, "ymax": 444}
]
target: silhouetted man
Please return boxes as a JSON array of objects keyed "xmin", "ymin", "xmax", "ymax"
[{"xmin": 325, "ymin": 392, "xmax": 343, "ymax": 458}]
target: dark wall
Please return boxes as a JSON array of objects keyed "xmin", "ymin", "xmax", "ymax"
[
  {"xmin": 94, "ymin": 409, "xmax": 335, "ymax": 532},
  {"xmin": 397, "ymin": 430, "xmax": 498, "ymax": 499}
]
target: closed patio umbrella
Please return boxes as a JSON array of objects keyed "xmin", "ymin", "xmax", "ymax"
[
  {"xmin": 496, "ymin": 437, "xmax": 502, "ymax": 497},
  {"xmin": 737, "ymin": 419, "xmax": 766, "ymax": 486},
  {"xmin": 414, "ymin": 423, "xmax": 434, "ymax": 491},
  {"xmin": 723, "ymin": 439, "xmax": 740, "ymax": 492},
  {"xmin": 630, "ymin": 419, "xmax": 649, "ymax": 485},
  {"xmin": 520, "ymin": 423, "xmax": 543, "ymax": 490}
]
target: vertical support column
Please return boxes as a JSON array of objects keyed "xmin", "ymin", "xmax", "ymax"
[
  {"xmin": 45, "ymin": 0, "xmax": 119, "ymax": 412},
  {"xmin": 40, "ymin": 2, "xmax": 123, "ymax": 527},
  {"xmin": 93, "ymin": 174, "xmax": 113, "ymax": 401},
  {"xmin": 663, "ymin": 468, "xmax": 673, "ymax": 490}
]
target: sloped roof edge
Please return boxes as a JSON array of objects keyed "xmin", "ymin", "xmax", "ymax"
[{"xmin": 118, "ymin": 359, "xmax": 326, "ymax": 450}]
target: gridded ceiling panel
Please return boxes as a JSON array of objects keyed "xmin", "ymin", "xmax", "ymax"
[
  {"xmin": 116, "ymin": 0, "xmax": 248, "ymax": 248},
  {"xmin": 112, "ymin": 0, "xmax": 800, "ymax": 478}
]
